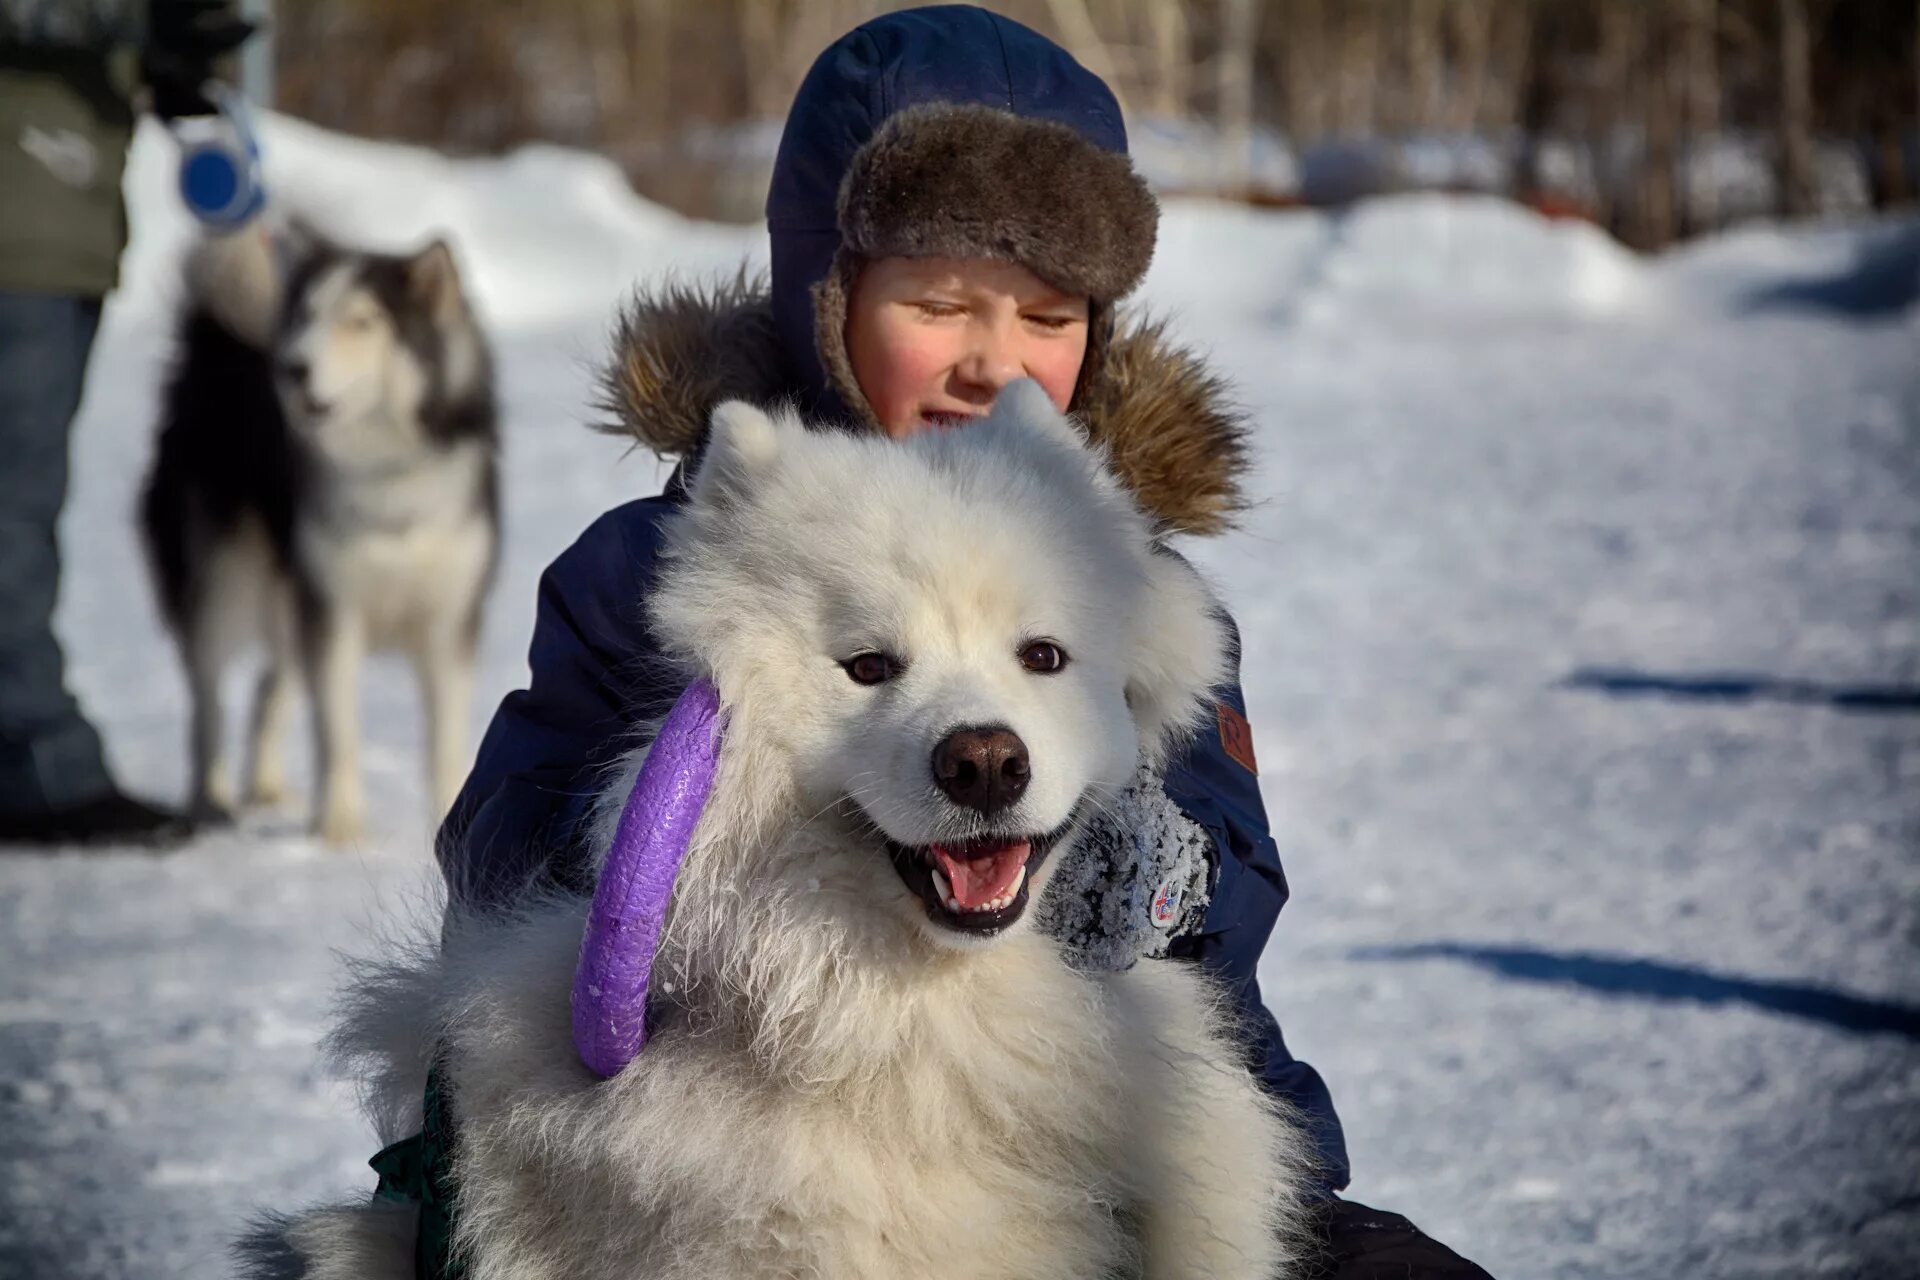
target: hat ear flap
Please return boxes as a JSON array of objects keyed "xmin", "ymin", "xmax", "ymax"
[{"xmin": 1125, "ymin": 549, "xmax": 1232, "ymax": 769}]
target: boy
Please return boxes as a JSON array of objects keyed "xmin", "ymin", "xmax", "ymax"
[{"xmin": 439, "ymin": 8, "xmax": 1489, "ymax": 1276}]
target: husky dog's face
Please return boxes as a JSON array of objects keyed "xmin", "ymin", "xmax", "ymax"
[
  {"xmin": 274, "ymin": 238, "xmax": 482, "ymax": 465},
  {"xmin": 652, "ymin": 382, "xmax": 1228, "ymax": 951}
]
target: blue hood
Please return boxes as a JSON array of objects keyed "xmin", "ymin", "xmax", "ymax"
[{"xmin": 765, "ymin": 4, "xmax": 1129, "ymax": 419}]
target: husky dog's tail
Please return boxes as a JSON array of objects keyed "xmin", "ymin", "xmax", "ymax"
[{"xmin": 182, "ymin": 222, "xmax": 284, "ymax": 350}]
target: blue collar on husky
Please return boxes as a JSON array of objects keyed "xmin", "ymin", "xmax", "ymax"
[{"xmin": 369, "ymin": 1065, "xmax": 463, "ymax": 1280}]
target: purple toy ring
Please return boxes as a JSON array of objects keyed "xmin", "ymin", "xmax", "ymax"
[{"xmin": 570, "ymin": 678, "xmax": 723, "ymax": 1078}]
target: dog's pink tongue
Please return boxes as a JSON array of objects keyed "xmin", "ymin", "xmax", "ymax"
[{"xmin": 930, "ymin": 840, "xmax": 1030, "ymax": 908}]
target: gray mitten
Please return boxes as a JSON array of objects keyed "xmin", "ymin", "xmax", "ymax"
[{"xmin": 1035, "ymin": 760, "xmax": 1213, "ymax": 971}]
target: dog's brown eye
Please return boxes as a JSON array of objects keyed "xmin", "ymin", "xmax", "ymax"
[
  {"xmin": 1018, "ymin": 641, "xmax": 1067, "ymax": 674},
  {"xmin": 844, "ymin": 652, "xmax": 899, "ymax": 685}
]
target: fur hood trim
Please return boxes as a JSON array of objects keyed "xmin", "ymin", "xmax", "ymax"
[{"xmin": 596, "ymin": 276, "xmax": 1249, "ymax": 537}]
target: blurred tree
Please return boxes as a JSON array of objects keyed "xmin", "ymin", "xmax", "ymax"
[
  {"xmin": 1778, "ymin": 0, "xmax": 1816, "ymax": 215},
  {"xmin": 267, "ymin": 0, "xmax": 1919, "ymax": 241}
]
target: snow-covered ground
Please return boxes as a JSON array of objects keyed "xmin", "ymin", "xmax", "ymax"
[{"xmin": 3, "ymin": 115, "xmax": 1917, "ymax": 1280}]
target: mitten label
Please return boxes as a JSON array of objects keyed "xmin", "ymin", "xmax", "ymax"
[{"xmin": 1150, "ymin": 877, "xmax": 1182, "ymax": 929}]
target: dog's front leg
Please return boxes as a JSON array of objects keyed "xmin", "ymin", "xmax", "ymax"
[
  {"xmin": 304, "ymin": 604, "xmax": 367, "ymax": 844},
  {"xmin": 1109, "ymin": 972, "xmax": 1299, "ymax": 1279},
  {"xmin": 247, "ymin": 591, "xmax": 300, "ymax": 807},
  {"xmin": 411, "ymin": 627, "xmax": 474, "ymax": 823},
  {"xmin": 182, "ymin": 604, "xmax": 234, "ymax": 821}
]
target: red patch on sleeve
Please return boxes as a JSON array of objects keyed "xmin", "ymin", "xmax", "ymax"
[{"xmin": 1216, "ymin": 701, "xmax": 1258, "ymax": 775}]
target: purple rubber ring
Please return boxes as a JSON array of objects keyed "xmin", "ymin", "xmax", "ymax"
[{"xmin": 570, "ymin": 678, "xmax": 723, "ymax": 1078}]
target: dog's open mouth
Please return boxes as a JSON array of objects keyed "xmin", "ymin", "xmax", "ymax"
[{"xmin": 884, "ymin": 816, "xmax": 1075, "ymax": 935}]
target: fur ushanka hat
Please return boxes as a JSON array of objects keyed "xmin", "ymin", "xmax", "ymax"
[{"xmin": 811, "ymin": 101, "xmax": 1160, "ymax": 419}]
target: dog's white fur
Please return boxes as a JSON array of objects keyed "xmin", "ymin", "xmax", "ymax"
[{"xmin": 253, "ymin": 382, "xmax": 1311, "ymax": 1278}]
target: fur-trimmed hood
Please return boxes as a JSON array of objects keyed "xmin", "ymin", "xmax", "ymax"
[{"xmin": 596, "ymin": 276, "xmax": 1250, "ymax": 538}]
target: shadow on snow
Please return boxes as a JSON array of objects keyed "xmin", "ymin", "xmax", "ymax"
[
  {"xmin": 1350, "ymin": 942, "xmax": 1920, "ymax": 1039},
  {"xmin": 1557, "ymin": 667, "xmax": 1920, "ymax": 713}
]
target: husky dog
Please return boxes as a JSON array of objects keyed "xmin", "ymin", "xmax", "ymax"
[
  {"xmin": 140, "ymin": 227, "xmax": 499, "ymax": 842},
  {"xmin": 246, "ymin": 382, "xmax": 1309, "ymax": 1279}
]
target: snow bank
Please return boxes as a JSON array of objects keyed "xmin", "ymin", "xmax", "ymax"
[
  {"xmin": 1146, "ymin": 192, "xmax": 1650, "ymax": 323},
  {"xmin": 117, "ymin": 112, "xmax": 1673, "ymax": 344},
  {"xmin": 1308, "ymin": 193, "xmax": 1648, "ymax": 316},
  {"xmin": 117, "ymin": 114, "xmax": 764, "ymax": 333},
  {"xmin": 126, "ymin": 113, "xmax": 1914, "ymax": 341}
]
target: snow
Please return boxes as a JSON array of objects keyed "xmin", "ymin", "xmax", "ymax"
[{"xmin": 4, "ymin": 114, "xmax": 1917, "ymax": 1279}]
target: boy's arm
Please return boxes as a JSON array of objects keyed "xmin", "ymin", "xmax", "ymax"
[
  {"xmin": 435, "ymin": 497, "xmax": 677, "ymax": 909},
  {"xmin": 1162, "ymin": 614, "xmax": 1353, "ymax": 1195}
]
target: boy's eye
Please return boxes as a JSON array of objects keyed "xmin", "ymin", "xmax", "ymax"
[
  {"xmin": 1024, "ymin": 313, "xmax": 1081, "ymax": 332},
  {"xmin": 843, "ymin": 652, "xmax": 902, "ymax": 685},
  {"xmin": 912, "ymin": 301, "xmax": 965, "ymax": 320},
  {"xmin": 1017, "ymin": 640, "xmax": 1068, "ymax": 674}
]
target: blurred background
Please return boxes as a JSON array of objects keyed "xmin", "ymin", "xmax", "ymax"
[
  {"xmin": 263, "ymin": 0, "xmax": 1920, "ymax": 242},
  {"xmin": 2, "ymin": 4, "xmax": 1917, "ymax": 1280}
]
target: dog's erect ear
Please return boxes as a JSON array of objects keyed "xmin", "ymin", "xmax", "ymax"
[
  {"xmin": 408, "ymin": 238, "xmax": 466, "ymax": 319},
  {"xmin": 1125, "ymin": 548, "xmax": 1232, "ymax": 768},
  {"xmin": 688, "ymin": 400, "xmax": 788, "ymax": 508}
]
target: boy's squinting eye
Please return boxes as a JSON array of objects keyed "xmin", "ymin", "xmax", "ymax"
[
  {"xmin": 1024, "ymin": 313, "xmax": 1082, "ymax": 332},
  {"xmin": 843, "ymin": 652, "xmax": 902, "ymax": 685},
  {"xmin": 911, "ymin": 300, "xmax": 965, "ymax": 320},
  {"xmin": 1017, "ymin": 640, "xmax": 1068, "ymax": 674}
]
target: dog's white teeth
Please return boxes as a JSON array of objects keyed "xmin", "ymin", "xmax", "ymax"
[{"xmin": 932, "ymin": 864, "xmax": 1027, "ymax": 914}]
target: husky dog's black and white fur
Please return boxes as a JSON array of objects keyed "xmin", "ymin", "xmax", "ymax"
[{"xmin": 140, "ymin": 227, "xmax": 500, "ymax": 842}]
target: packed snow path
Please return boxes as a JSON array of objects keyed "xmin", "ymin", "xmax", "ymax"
[{"xmin": 3, "ymin": 119, "xmax": 1916, "ymax": 1280}]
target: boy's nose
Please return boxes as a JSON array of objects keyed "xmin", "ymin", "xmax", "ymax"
[{"xmin": 954, "ymin": 324, "xmax": 1024, "ymax": 396}]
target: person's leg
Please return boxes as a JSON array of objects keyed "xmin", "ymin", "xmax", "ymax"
[
  {"xmin": 0, "ymin": 290, "xmax": 181, "ymax": 843},
  {"xmin": 0, "ymin": 290, "xmax": 114, "ymax": 812}
]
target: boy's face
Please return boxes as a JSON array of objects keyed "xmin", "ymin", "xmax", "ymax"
[{"xmin": 844, "ymin": 256, "xmax": 1090, "ymax": 439}]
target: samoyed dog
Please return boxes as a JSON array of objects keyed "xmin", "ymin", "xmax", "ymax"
[{"xmin": 246, "ymin": 381, "xmax": 1310, "ymax": 1279}]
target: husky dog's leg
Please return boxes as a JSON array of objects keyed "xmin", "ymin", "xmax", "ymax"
[
  {"xmin": 247, "ymin": 664, "xmax": 298, "ymax": 807},
  {"xmin": 247, "ymin": 592, "xmax": 299, "ymax": 807},
  {"xmin": 411, "ymin": 626, "xmax": 474, "ymax": 822},
  {"xmin": 183, "ymin": 590, "xmax": 235, "ymax": 821},
  {"xmin": 304, "ymin": 602, "xmax": 366, "ymax": 844}
]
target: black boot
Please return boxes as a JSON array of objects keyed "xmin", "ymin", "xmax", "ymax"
[{"xmin": 0, "ymin": 790, "xmax": 194, "ymax": 849}]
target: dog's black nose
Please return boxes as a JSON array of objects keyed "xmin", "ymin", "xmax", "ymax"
[
  {"xmin": 278, "ymin": 356, "xmax": 309, "ymax": 388},
  {"xmin": 932, "ymin": 726, "xmax": 1030, "ymax": 814}
]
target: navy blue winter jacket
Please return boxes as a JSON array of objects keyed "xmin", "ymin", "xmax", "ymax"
[{"xmin": 435, "ymin": 3, "xmax": 1351, "ymax": 1194}]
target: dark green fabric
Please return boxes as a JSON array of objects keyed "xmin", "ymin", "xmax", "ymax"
[
  {"xmin": 370, "ymin": 1066, "xmax": 466, "ymax": 1280},
  {"xmin": 0, "ymin": 46, "xmax": 136, "ymax": 296},
  {"xmin": 0, "ymin": 1, "xmax": 249, "ymax": 295}
]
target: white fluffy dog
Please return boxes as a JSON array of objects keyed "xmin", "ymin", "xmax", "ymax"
[{"xmin": 249, "ymin": 381, "xmax": 1311, "ymax": 1279}]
